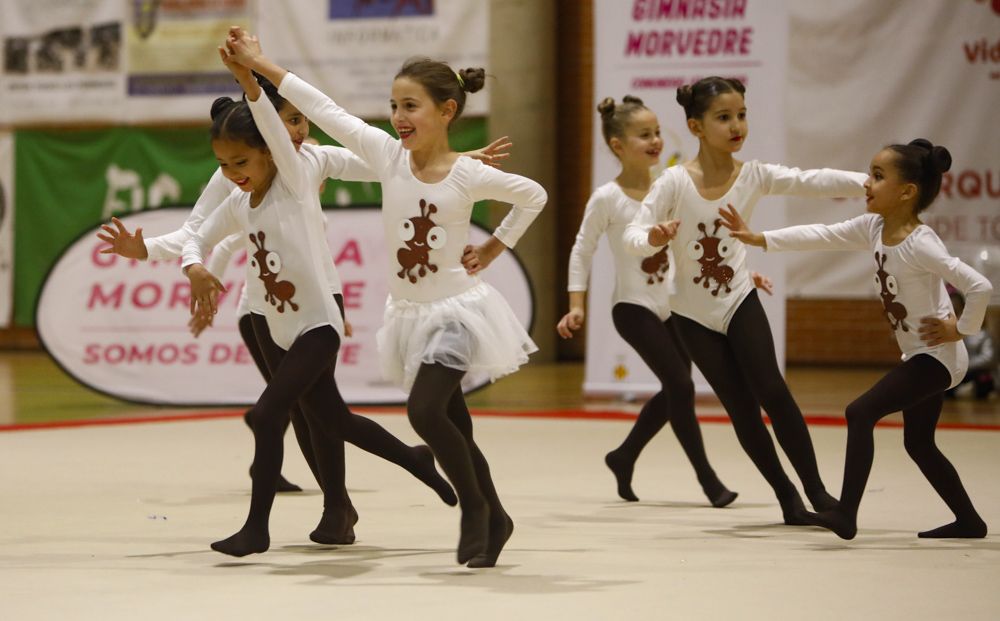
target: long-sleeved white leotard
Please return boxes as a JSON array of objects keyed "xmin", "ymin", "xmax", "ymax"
[
  {"xmin": 277, "ymin": 72, "xmax": 546, "ymax": 389},
  {"xmin": 624, "ymin": 161, "xmax": 867, "ymax": 332},
  {"xmin": 150, "ymin": 143, "xmax": 375, "ymax": 317},
  {"xmin": 764, "ymin": 213, "xmax": 993, "ymax": 388},
  {"xmin": 181, "ymin": 94, "xmax": 365, "ymax": 348},
  {"xmin": 278, "ymin": 73, "xmax": 547, "ymax": 303},
  {"xmin": 568, "ymin": 181, "xmax": 675, "ymax": 321}
]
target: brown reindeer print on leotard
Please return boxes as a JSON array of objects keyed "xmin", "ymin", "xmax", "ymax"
[
  {"xmin": 397, "ymin": 199, "xmax": 447, "ymax": 283},
  {"xmin": 641, "ymin": 245, "xmax": 670, "ymax": 284},
  {"xmin": 874, "ymin": 251, "xmax": 908, "ymax": 332},
  {"xmin": 249, "ymin": 231, "xmax": 299, "ymax": 313},
  {"xmin": 686, "ymin": 219, "xmax": 734, "ymax": 296}
]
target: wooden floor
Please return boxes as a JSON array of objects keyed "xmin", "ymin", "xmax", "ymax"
[
  {"xmin": 2, "ymin": 351, "xmax": 997, "ymax": 427},
  {"xmin": 1, "ymin": 352, "xmax": 998, "ymax": 620}
]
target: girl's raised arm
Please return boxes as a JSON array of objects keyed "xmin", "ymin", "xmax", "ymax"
[{"xmin": 225, "ymin": 27, "xmax": 395, "ymax": 170}]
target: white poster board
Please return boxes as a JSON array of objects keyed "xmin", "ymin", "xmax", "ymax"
[
  {"xmin": 589, "ymin": 0, "xmax": 789, "ymax": 396},
  {"xmin": 37, "ymin": 208, "xmax": 534, "ymax": 405}
]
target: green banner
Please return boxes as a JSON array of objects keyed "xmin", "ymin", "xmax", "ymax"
[{"xmin": 13, "ymin": 118, "xmax": 487, "ymax": 326}]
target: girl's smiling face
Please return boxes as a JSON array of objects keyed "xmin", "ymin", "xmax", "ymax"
[
  {"xmin": 389, "ymin": 76, "xmax": 455, "ymax": 150},
  {"xmin": 212, "ymin": 138, "xmax": 274, "ymax": 193},
  {"xmin": 613, "ymin": 108, "xmax": 663, "ymax": 168}
]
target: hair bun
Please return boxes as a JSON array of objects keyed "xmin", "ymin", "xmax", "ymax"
[
  {"xmin": 458, "ymin": 67, "xmax": 486, "ymax": 93},
  {"xmin": 929, "ymin": 145, "xmax": 952, "ymax": 174},
  {"xmin": 622, "ymin": 94, "xmax": 644, "ymax": 107},
  {"xmin": 676, "ymin": 85, "xmax": 693, "ymax": 108},
  {"xmin": 908, "ymin": 138, "xmax": 952, "ymax": 174},
  {"xmin": 596, "ymin": 97, "xmax": 616, "ymax": 118},
  {"xmin": 210, "ymin": 96, "xmax": 236, "ymax": 121}
]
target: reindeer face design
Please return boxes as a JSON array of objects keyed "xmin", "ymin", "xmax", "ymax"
[
  {"xmin": 397, "ymin": 199, "xmax": 446, "ymax": 283},
  {"xmin": 873, "ymin": 251, "xmax": 908, "ymax": 332},
  {"xmin": 686, "ymin": 219, "xmax": 734, "ymax": 296},
  {"xmin": 249, "ymin": 231, "xmax": 299, "ymax": 313},
  {"xmin": 641, "ymin": 245, "xmax": 670, "ymax": 285}
]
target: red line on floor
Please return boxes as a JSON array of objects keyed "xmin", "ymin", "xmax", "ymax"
[{"xmin": 2, "ymin": 408, "xmax": 999, "ymax": 432}]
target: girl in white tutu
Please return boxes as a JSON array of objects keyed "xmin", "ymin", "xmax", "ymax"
[{"xmin": 226, "ymin": 27, "xmax": 547, "ymax": 568}]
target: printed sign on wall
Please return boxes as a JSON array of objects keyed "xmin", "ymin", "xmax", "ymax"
[
  {"xmin": 37, "ymin": 208, "xmax": 534, "ymax": 405},
  {"xmin": 588, "ymin": 0, "xmax": 789, "ymax": 396}
]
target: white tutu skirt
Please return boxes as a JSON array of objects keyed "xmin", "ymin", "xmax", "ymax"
[{"xmin": 376, "ymin": 281, "xmax": 537, "ymax": 391}]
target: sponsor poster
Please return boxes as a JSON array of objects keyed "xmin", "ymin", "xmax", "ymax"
[
  {"xmin": 257, "ymin": 0, "xmax": 489, "ymax": 118},
  {"xmin": 0, "ymin": 0, "xmax": 125, "ymax": 123},
  {"xmin": 123, "ymin": 0, "xmax": 251, "ymax": 122},
  {"xmin": 784, "ymin": 0, "xmax": 1000, "ymax": 301},
  {"xmin": 588, "ymin": 0, "xmax": 788, "ymax": 396},
  {"xmin": 37, "ymin": 208, "xmax": 534, "ymax": 405}
]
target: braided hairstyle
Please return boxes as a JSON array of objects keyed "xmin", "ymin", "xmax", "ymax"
[{"xmin": 885, "ymin": 139, "xmax": 952, "ymax": 213}]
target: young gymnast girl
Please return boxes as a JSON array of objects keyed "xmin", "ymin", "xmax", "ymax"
[
  {"xmin": 179, "ymin": 49, "xmax": 459, "ymax": 556},
  {"xmin": 557, "ymin": 95, "xmax": 736, "ymax": 507},
  {"xmin": 623, "ymin": 76, "xmax": 868, "ymax": 524},
  {"xmin": 720, "ymin": 139, "xmax": 991, "ymax": 540},
  {"xmin": 98, "ymin": 81, "xmax": 505, "ymax": 503},
  {"xmin": 225, "ymin": 26, "xmax": 547, "ymax": 568},
  {"xmin": 99, "ymin": 79, "xmax": 378, "ymax": 493}
]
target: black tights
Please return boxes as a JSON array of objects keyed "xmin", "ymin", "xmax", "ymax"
[
  {"xmin": 672, "ymin": 291, "xmax": 835, "ymax": 520},
  {"xmin": 211, "ymin": 324, "xmax": 351, "ymax": 556},
  {"xmin": 809, "ymin": 354, "xmax": 986, "ymax": 539},
  {"xmin": 238, "ymin": 314, "xmax": 319, "ymax": 487},
  {"xmin": 407, "ymin": 363, "xmax": 513, "ymax": 567},
  {"xmin": 236, "ymin": 294, "xmax": 351, "ymax": 488},
  {"xmin": 211, "ymin": 320, "xmax": 456, "ymax": 557},
  {"xmin": 250, "ymin": 314, "xmax": 458, "ymax": 520},
  {"xmin": 605, "ymin": 303, "xmax": 734, "ymax": 506}
]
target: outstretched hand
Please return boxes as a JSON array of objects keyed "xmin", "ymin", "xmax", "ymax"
[
  {"xmin": 718, "ymin": 203, "xmax": 764, "ymax": 247},
  {"xmin": 648, "ymin": 219, "xmax": 680, "ymax": 247},
  {"xmin": 97, "ymin": 217, "xmax": 148, "ymax": 260},
  {"xmin": 919, "ymin": 313, "xmax": 961, "ymax": 346},
  {"xmin": 465, "ymin": 136, "xmax": 512, "ymax": 168}
]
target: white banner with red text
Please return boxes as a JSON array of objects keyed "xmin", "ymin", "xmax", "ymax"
[
  {"xmin": 36, "ymin": 208, "xmax": 534, "ymax": 405},
  {"xmin": 783, "ymin": 0, "xmax": 1000, "ymax": 301},
  {"xmin": 587, "ymin": 0, "xmax": 788, "ymax": 396}
]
